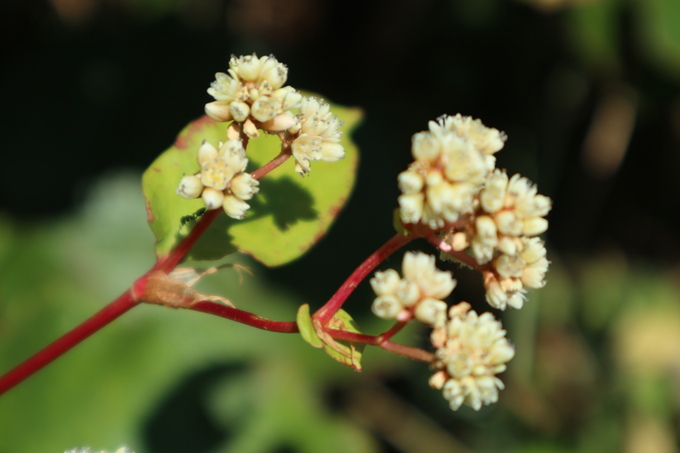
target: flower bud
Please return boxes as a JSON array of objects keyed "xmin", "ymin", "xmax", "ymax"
[
  {"xmin": 371, "ymin": 295, "xmax": 403, "ymax": 320},
  {"xmin": 222, "ymin": 193, "xmax": 250, "ymax": 219},
  {"xmin": 522, "ymin": 217, "xmax": 548, "ymax": 236},
  {"xmin": 177, "ymin": 175, "xmax": 203, "ymax": 199},
  {"xmin": 370, "ymin": 269, "xmax": 401, "ymax": 295},
  {"xmin": 202, "ymin": 187, "xmax": 225, "ymax": 210},
  {"xmin": 230, "ymin": 173, "xmax": 259, "ymax": 200},
  {"xmin": 229, "ymin": 101, "xmax": 250, "ymax": 122},
  {"xmin": 197, "ymin": 141, "xmax": 218, "ymax": 166},
  {"xmin": 414, "ymin": 298, "xmax": 448, "ymax": 326},
  {"xmin": 205, "ymin": 101, "xmax": 233, "ymax": 122}
]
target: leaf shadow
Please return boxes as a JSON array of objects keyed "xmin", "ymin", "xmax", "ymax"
[{"xmin": 186, "ymin": 176, "xmax": 316, "ymax": 261}]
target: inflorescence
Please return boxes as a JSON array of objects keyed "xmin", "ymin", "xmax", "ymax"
[
  {"xmin": 178, "ymin": 53, "xmax": 346, "ymax": 219},
  {"xmin": 177, "ymin": 54, "xmax": 551, "ymax": 413},
  {"xmin": 375, "ymin": 114, "xmax": 551, "ymax": 411}
]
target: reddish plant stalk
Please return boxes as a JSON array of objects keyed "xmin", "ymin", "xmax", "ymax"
[
  {"xmin": 323, "ymin": 328, "xmax": 435, "ymax": 363},
  {"xmin": 190, "ymin": 301, "xmax": 299, "ymax": 333},
  {"xmin": 0, "ymin": 290, "xmax": 138, "ymax": 396},
  {"xmin": 251, "ymin": 147, "xmax": 291, "ymax": 180},
  {"xmin": 314, "ymin": 233, "xmax": 415, "ymax": 325}
]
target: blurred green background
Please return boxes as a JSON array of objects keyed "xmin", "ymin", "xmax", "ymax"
[{"xmin": 2, "ymin": 0, "xmax": 680, "ymax": 452}]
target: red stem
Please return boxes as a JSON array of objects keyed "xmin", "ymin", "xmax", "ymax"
[
  {"xmin": 323, "ymin": 327, "xmax": 435, "ymax": 363},
  {"xmin": 314, "ymin": 233, "xmax": 415, "ymax": 325},
  {"xmin": 0, "ymin": 290, "xmax": 137, "ymax": 396},
  {"xmin": 190, "ymin": 301, "xmax": 299, "ymax": 333},
  {"xmin": 251, "ymin": 147, "xmax": 291, "ymax": 180}
]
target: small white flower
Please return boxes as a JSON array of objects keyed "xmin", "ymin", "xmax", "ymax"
[
  {"xmin": 429, "ymin": 302, "xmax": 514, "ymax": 411},
  {"xmin": 176, "ymin": 139, "xmax": 259, "ymax": 220},
  {"xmin": 205, "ymin": 54, "xmax": 301, "ymax": 137},
  {"xmin": 370, "ymin": 253, "xmax": 455, "ymax": 326},
  {"xmin": 290, "ymin": 97, "xmax": 345, "ymax": 175},
  {"xmin": 398, "ymin": 114, "xmax": 503, "ymax": 227}
]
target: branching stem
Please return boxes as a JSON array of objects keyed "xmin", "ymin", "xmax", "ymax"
[{"xmin": 314, "ymin": 233, "xmax": 415, "ymax": 325}]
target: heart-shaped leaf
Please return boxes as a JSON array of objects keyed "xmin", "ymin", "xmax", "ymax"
[{"xmin": 143, "ymin": 96, "xmax": 362, "ymax": 267}]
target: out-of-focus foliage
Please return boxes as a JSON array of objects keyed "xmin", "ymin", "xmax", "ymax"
[{"xmin": 0, "ymin": 174, "xmax": 381, "ymax": 453}]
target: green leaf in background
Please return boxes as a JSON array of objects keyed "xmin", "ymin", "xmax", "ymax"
[
  {"xmin": 566, "ymin": 0, "xmax": 623, "ymax": 74},
  {"xmin": 637, "ymin": 0, "xmax": 680, "ymax": 79},
  {"xmin": 0, "ymin": 173, "xmax": 379, "ymax": 453},
  {"xmin": 142, "ymin": 96, "xmax": 362, "ymax": 267}
]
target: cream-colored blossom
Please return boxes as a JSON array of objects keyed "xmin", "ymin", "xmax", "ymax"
[
  {"xmin": 289, "ymin": 97, "xmax": 345, "ymax": 175},
  {"xmin": 481, "ymin": 237, "xmax": 549, "ymax": 310},
  {"xmin": 398, "ymin": 115, "xmax": 504, "ymax": 229},
  {"xmin": 430, "ymin": 114, "xmax": 506, "ymax": 170},
  {"xmin": 176, "ymin": 140, "xmax": 259, "ymax": 220},
  {"xmin": 370, "ymin": 252, "xmax": 455, "ymax": 326},
  {"xmin": 205, "ymin": 54, "xmax": 302, "ymax": 138},
  {"xmin": 429, "ymin": 302, "xmax": 514, "ymax": 411}
]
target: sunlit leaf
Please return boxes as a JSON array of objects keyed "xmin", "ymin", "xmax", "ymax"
[{"xmin": 142, "ymin": 96, "xmax": 362, "ymax": 267}]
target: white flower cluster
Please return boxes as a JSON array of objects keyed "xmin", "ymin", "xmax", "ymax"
[
  {"xmin": 398, "ymin": 114, "xmax": 551, "ymax": 310},
  {"xmin": 398, "ymin": 114, "xmax": 505, "ymax": 229},
  {"xmin": 177, "ymin": 140, "xmax": 259, "ymax": 219},
  {"xmin": 429, "ymin": 302, "xmax": 515, "ymax": 411},
  {"xmin": 205, "ymin": 54, "xmax": 345, "ymax": 176},
  {"xmin": 444, "ymin": 169, "xmax": 551, "ymax": 310},
  {"xmin": 370, "ymin": 252, "xmax": 456, "ymax": 326},
  {"xmin": 205, "ymin": 54, "xmax": 301, "ymax": 138},
  {"xmin": 289, "ymin": 97, "xmax": 345, "ymax": 175}
]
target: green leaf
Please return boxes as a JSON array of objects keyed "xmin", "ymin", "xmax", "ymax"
[
  {"xmin": 296, "ymin": 305, "xmax": 365, "ymax": 372},
  {"xmin": 296, "ymin": 303, "xmax": 324, "ymax": 348},
  {"xmin": 319, "ymin": 309, "xmax": 365, "ymax": 372},
  {"xmin": 142, "ymin": 96, "xmax": 362, "ymax": 267},
  {"xmin": 637, "ymin": 0, "xmax": 680, "ymax": 79}
]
